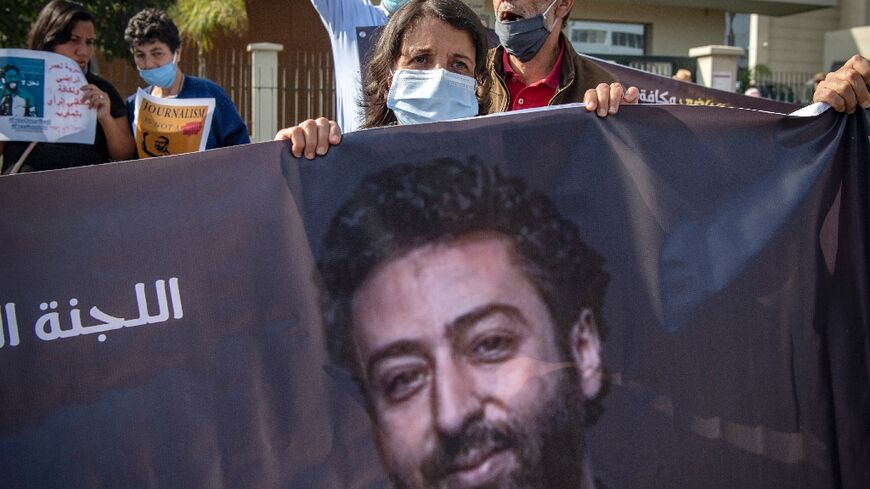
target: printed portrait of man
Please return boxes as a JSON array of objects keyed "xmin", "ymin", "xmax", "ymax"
[
  {"xmin": 318, "ymin": 158, "xmax": 610, "ymax": 489},
  {"xmin": 0, "ymin": 64, "xmax": 39, "ymax": 118}
]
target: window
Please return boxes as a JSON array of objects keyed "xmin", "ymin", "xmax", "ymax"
[
  {"xmin": 612, "ymin": 32, "xmax": 644, "ymax": 50},
  {"xmin": 568, "ymin": 20, "xmax": 646, "ymax": 56},
  {"xmin": 571, "ymin": 29, "xmax": 607, "ymax": 44}
]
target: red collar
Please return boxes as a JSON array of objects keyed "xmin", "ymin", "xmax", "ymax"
[{"xmin": 502, "ymin": 38, "xmax": 565, "ymax": 88}]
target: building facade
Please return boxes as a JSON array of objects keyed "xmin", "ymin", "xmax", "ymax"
[
  {"xmin": 96, "ymin": 0, "xmax": 861, "ymax": 128},
  {"xmin": 747, "ymin": 0, "xmax": 870, "ymax": 72}
]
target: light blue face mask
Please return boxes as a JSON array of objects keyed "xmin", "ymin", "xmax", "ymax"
[
  {"xmin": 495, "ymin": 0, "xmax": 560, "ymax": 62},
  {"xmin": 382, "ymin": 0, "xmax": 410, "ymax": 14},
  {"xmin": 386, "ymin": 68, "xmax": 478, "ymax": 125},
  {"xmin": 138, "ymin": 54, "xmax": 178, "ymax": 88}
]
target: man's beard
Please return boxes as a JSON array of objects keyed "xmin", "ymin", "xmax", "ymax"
[{"xmin": 388, "ymin": 370, "xmax": 588, "ymax": 489}]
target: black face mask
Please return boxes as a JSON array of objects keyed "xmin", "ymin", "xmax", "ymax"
[{"xmin": 494, "ymin": 0, "xmax": 559, "ymax": 62}]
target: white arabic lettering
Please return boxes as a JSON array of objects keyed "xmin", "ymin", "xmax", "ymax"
[
  {"xmin": 29, "ymin": 277, "xmax": 184, "ymax": 344},
  {"xmin": 638, "ymin": 88, "xmax": 677, "ymax": 105},
  {"xmin": 0, "ymin": 303, "xmax": 21, "ymax": 348}
]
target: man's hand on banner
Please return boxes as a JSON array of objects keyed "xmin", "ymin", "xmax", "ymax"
[
  {"xmin": 81, "ymin": 84, "xmax": 112, "ymax": 121},
  {"xmin": 813, "ymin": 55, "xmax": 870, "ymax": 113},
  {"xmin": 275, "ymin": 117, "xmax": 342, "ymax": 159},
  {"xmin": 584, "ymin": 82, "xmax": 640, "ymax": 117}
]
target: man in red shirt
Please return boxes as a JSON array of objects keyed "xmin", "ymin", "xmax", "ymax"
[{"xmin": 487, "ymin": 0, "xmax": 639, "ymax": 116}]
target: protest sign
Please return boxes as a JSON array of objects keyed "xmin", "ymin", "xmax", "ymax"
[
  {"xmin": 0, "ymin": 49, "xmax": 96, "ymax": 144},
  {"xmin": 0, "ymin": 105, "xmax": 867, "ymax": 489},
  {"xmin": 132, "ymin": 88, "xmax": 215, "ymax": 158}
]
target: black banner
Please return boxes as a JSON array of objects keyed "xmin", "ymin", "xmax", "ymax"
[
  {"xmin": 357, "ymin": 25, "xmax": 799, "ymax": 113},
  {"xmin": 0, "ymin": 105, "xmax": 867, "ymax": 488},
  {"xmin": 585, "ymin": 54, "xmax": 800, "ymax": 112}
]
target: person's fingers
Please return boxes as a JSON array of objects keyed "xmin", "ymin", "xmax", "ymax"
[
  {"xmin": 843, "ymin": 54, "xmax": 870, "ymax": 81},
  {"xmin": 814, "ymin": 82, "xmax": 848, "ymax": 112},
  {"xmin": 584, "ymin": 88, "xmax": 597, "ymax": 112},
  {"xmin": 840, "ymin": 60, "xmax": 870, "ymax": 109},
  {"xmin": 815, "ymin": 56, "xmax": 870, "ymax": 112},
  {"xmin": 275, "ymin": 118, "xmax": 340, "ymax": 159},
  {"xmin": 81, "ymin": 84, "xmax": 107, "ymax": 110},
  {"xmin": 81, "ymin": 85, "xmax": 95, "ymax": 107},
  {"xmin": 831, "ymin": 73, "xmax": 858, "ymax": 113},
  {"xmin": 595, "ymin": 83, "xmax": 610, "ymax": 117},
  {"xmin": 857, "ymin": 84, "xmax": 870, "ymax": 110},
  {"xmin": 314, "ymin": 117, "xmax": 331, "ymax": 156},
  {"xmin": 608, "ymin": 83, "xmax": 624, "ymax": 114},
  {"xmin": 328, "ymin": 120, "xmax": 342, "ymax": 145},
  {"xmin": 274, "ymin": 127, "xmax": 293, "ymax": 141},
  {"xmin": 624, "ymin": 86, "xmax": 640, "ymax": 104},
  {"xmin": 299, "ymin": 119, "xmax": 319, "ymax": 159},
  {"xmin": 842, "ymin": 69, "xmax": 870, "ymax": 111},
  {"xmin": 288, "ymin": 127, "xmax": 306, "ymax": 158}
]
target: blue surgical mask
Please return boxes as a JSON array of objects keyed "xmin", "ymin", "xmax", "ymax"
[
  {"xmin": 139, "ymin": 54, "xmax": 178, "ymax": 88},
  {"xmin": 382, "ymin": 0, "xmax": 410, "ymax": 14},
  {"xmin": 386, "ymin": 69, "xmax": 478, "ymax": 125},
  {"xmin": 495, "ymin": 0, "xmax": 560, "ymax": 62}
]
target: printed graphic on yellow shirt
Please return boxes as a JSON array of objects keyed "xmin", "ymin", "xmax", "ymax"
[{"xmin": 133, "ymin": 88, "xmax": 215, "ymax": 158}]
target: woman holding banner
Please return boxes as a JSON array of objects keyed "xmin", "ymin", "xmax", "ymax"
[
  {"xmin": 275, "ymin": 0, "xmax": 489, "ymax": 159},
  {"xmin": 123, "ymin": 8, "xmax": 249, "ymax": 159},
  {"xmin": 0, "ymin": 0, "xmax": 135, "ymax": 174},
  {"xmin": 276, "ymin": 0, "xmax": 635, "ymax": 159}
]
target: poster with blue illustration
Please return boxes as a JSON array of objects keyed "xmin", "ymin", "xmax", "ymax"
[
  {"xmin": 0, "ymin": 49, "xmax": 96, "ymax": 144},
  {"xmin": 0, "ymin": 56, "xmax": 44, "ymax": 118}
]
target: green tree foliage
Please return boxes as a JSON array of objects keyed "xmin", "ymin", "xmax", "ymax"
[
  {"xmin": 0, "ymin": 0, "xmax": 47, "ymax": 49},
  {"xmin": 737, "ymin": 64, "xmax": 772, "ymax": 93},
  {"xmin": 170, "ymin": 0, "xmax": 248, "ymax": 77},
  {"xmin": 0, "ymin": 0, "xmax": 172, "ymax": 60}
]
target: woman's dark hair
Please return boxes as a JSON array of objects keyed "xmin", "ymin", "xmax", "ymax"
[
  {"xmin": 359, "ymin": 0, "xmax": 490, "ymax": 129},
  {"xmin": 124, "ymin": 8, "xmax": 181, "ymax": 53},
  {"xmin": 27, "ymin": 0, "xmax": 94, "ymax": 51}
]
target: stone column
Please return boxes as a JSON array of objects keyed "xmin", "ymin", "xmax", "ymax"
[
  {"xmin": 689, "ymin": 45, "xmax": 745, "ymax": 93},
  {"xmin": 247, "ymin": 42, "xmax": 284, "ymax": 142}
]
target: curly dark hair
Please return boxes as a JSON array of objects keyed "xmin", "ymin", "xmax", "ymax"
[
  {"xmin": 360, "ymin": 0, "xmax": 491, "ymax": 128},
  {"xmin": 27, "ymin": 1, "xmax": 94, "ymax": 52},
  {"xmin": 318, "ymin": 158, "xmax": 609, "ymax": 382},
  {"xmin": 124, "ymin": 8, "xmax": 181, "ymax": 53}
]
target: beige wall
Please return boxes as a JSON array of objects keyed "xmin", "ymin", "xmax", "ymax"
[
  {"xmin": 824, "ymin": 25, "xmax": 870, "ymax": 68},
  {"xmin": 838, "ymin": 0, "xmax": 870, "ymax": 28},
  {"xmin": 479, "ymin": 1, "xmax": 726, "ymax": 56},
  {"xmin": 750, "ymin": 8, "xmax": 839, "ymax": 72},
  {"xmin": 749, "ymin": 0, "xmax": 870, "ymax": 73}
]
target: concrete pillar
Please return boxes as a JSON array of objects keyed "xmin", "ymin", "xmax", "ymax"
[
  {"xmin": 824, "ymin": 26, "xmax": 870, "ymax": 71},
  {"xmin": 247, "ymin": 42, "xmax": 284, "ymax": 143},
  {"xmin": 748, "ymin": 14, "xmax": 770, "ymax": 70},
  {"xmin": 689, "ymin": 45, "xmax": 745, "ymax": 93}
]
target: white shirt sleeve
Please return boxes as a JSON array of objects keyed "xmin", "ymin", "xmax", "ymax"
[{"xmin": 310, "ymin": 0, "xmax": 389, "ymax": 132}]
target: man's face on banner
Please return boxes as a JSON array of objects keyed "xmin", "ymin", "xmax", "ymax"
[
  {"xmin": 351, "ymin": 233, "xmax": 597, "ymax": 489},
  {"xmin": 4, "ymin": 68, "xmax": 20, "ymax": 93}
]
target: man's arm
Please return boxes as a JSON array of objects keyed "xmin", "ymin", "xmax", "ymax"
[
  {"xmin": 308, "ymin": 0, "xmax": 387, "ymax": 36},
  {"xmin": 813, "ymin": 55, "xmax": 870, "ymax": 113}
]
